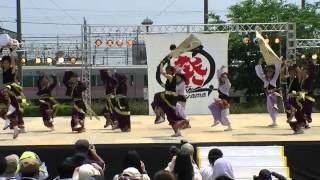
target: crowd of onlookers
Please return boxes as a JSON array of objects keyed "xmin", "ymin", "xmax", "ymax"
[{"xmin": 0, "ymin": 139, "xmax": 287, "ymax": 180}]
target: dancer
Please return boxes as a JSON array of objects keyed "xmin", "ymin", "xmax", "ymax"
[
  {"xmin": 255, "ymin": 59, "xmax": 281, "ymax": 127},
  {"xmin": 1, "ymin": 50, "xmax": 26, "ymax": 132},
  {"xmin": 284, "ymin": 64, "xmax": 303, "ymax": 134},
  {"xmin": 151, "ymin": 64, "xmax": 175, "ymax": 124},
  {"xmin": 37, "ymin": 74, "xmax": 58, "ymax": 130},
  {"xmin": 298, "ymin": 60, "xmax": 316, "ymax": 129},
  {"xmin": 208, "ymin": 66, "xmax": 232, "ymax": 131},
  {"xmin": 152, "ymin": 44, "xmax": 177, "ymax": 124},
  {"xmin": 63, "ymin": 71, "xmax": 87, "ymax": 133},
  {"xmin": 151, "ymin": 61, "xmax": 187, "ymax": 137},
  {"xmin": 100, "ymin": 69, "xmax": 118, "ymax": 129},
  {"xmin": 113, "ymin": 73, "xmax": 131, "ymax": 132},
  {"xmin": 0, "ymin": 86, "xmax": 20, "ymax": 139}
]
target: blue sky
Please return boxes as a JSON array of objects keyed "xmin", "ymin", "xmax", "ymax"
[{"xmin": 0, "ymin": 0, "xmax": 317, "ymax": 36}]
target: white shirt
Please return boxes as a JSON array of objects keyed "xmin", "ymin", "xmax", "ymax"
[
  {"xmin": 217, "ymin": 68, "xmax": 231, "ymax": 96},
  {"xmin": 113, "ymin": 174, "xmax": 150, "ymax": 180},
  {"xmin": 212, "ymin": 158, "xmax": 234, "ymax": 180},
  {"xmin": 200, "ymin": 165, "xmax": 213, "ymax": 180},
  {"xmin": 255, "ymin": 64, "xmax": 281, "ymax": 88},
  {"xmin": 176, "ymin": 81, "xmax": 185, "ymax": 96}
]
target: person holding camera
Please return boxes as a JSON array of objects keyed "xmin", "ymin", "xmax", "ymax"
[{"xmin": 70, "ymin": 139, "xmax": 105, "ymax": 171}]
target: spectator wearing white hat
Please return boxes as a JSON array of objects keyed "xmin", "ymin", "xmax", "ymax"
[
  {"xmin": 72, "ymin": 164, "xmax": 102, "ymax": 180},
  {"xmin": 114, "ymin": 167, "xmax": 150, "ymax": 180},
  {"xmin": 113, "ymin": 150, "xmax": 150, "ymax": 180},
  {"xmin": 3, "ymin": 154, "xmax": 19, "ymax": 179}
]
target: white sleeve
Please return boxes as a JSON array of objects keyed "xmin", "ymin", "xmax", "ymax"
[
  {"xmin": 271, "ymin": 63, "xmax": 281, "ymax": 84},
  {"xmin": 255, "ymin": 64, "xmax": 266, "ymax": 82},
  {"xmin": 217, "ymin": 68, "xmax": 222, "ymax": 81},
  {"xmin": 113, "ymin": 175, "xmax": 119, "ymax": 180},
  {"xmin": 164, "ymin": 157, "xmax": 176, "ymax": 172},
  {"xmin": 142, "ymin": 174, "xmax": 151, "ymax": 180}
]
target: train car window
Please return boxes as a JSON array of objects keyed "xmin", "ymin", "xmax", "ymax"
[
  {"xmin": 23, "ymin": 76, "xmax": 34, "ymax": 87},
  {"xmin": 57, "ymin": 76, "xmax": 63, "ymax": 85},
  {"xmin": 130, "ymin": 75, "xmax": 134, "ymax": 86},
  {"xmin": 144, "ymin": 75, "xmax": 148, "ymax": 86},
  {"xmin": 91, "ymin": 75, "xmax": 96, "ymax": 86},
  {"xmin": 97, "ymin": 76, "xmax": 104, "ymax": 86}
]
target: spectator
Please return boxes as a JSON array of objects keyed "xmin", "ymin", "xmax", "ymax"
[
  {"xmin": 115, "ymin": 167, "xmax": 150, "ymax": 180},
  {"xmin": 180, "ymin": 143, "xmax": 194, "ymax": 156},
  {"xmin": 212, "ymin": 158, "xmax": 234, "ymax": 180},
  {"xmin": 70, "ymin": 153, "xmax": 87, "ymax": 170},
  {"xmin": 173, "ymin": 153, "xmax": 202, "ymax": 180},
  {"xmin": 18, "ymin": 151, "xmax": 49, "ymax": 180},
  {"xmin": 169, "ymin": 146, "xmax": 180, "ymax": 159},
  {"xmin": 200, "ymin": 148, "xmax": 223, "ymax": 180},
  {"xmin": 253, "ymin": 169, "xmax": 287, "ymax": 180},
  {"xmin": 3, "ymin": 154, "xmax": 19, "ymax": 179},
  {"xmin": 73, "ymin": 139, "xmax": 105, "ymax": 170},
  {"xmin": 73, "ymin": 164, "xmax": 101, "ymax": 180},
  {"xmin": 113, "ymin": 150, "xmax": 150, "ymax": 180},
  {"xmin": 165, "ymin": 142, "xmax": 201, "ymax": 178},
  {"xmin": 19, "ymin": 158, "xmax": 40, "ymax": 180},
  {"xmin": 0, "ymin": 154, "xmax": 7, "ymax": 179},
  {"xmin": 56, "ymin": 158, "xmax": 75, "ymax": 180},
  {"xmin": 154, "ymin": 170, "xmax": 176, "ymax": 180}
]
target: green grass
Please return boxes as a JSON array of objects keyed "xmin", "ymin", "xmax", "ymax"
[
  {"xmin": 19, "ymin": 97, "xmax": 320, "ymax": 116},
  {"xmin": 23, "ymin": 104, "xmax": 72, "ymax": 117},
  {"xmin": 23, "ymin": 99, "xmax": 149, "ymax": 117}
]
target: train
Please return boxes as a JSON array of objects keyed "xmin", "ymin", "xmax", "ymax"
[{"xmin": 19, "ymin": 65, "xmax": 148, "ymax": 99}]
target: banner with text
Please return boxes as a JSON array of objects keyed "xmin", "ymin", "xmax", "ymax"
[{"xmin": 145, "ymin": 33, "xmax": 229, "ymax": 115}]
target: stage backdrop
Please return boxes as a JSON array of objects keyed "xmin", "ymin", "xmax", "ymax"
[{"xmin": 145, "ymin": 33, "xmax": 229, "ymax": 115}]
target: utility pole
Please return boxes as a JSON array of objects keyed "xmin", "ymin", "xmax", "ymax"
[
  {"xmin": 204, "ymin": 0, "xmax": 208, "ymax": 30},
  {"xmin": 16, "ymin": 0, "xmax": 22, "ymax": 84},
  {"xmin": 301, "ymin": 0, "xmax": 305, "ymax": 9}
]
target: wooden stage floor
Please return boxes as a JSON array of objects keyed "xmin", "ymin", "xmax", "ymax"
[{"xmin": 1, "ymin": 113, "xmax": 320, "ymax": 146}]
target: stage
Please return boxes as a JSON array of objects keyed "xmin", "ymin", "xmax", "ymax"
[{"xmin": 1, "ymin": 113, "xmax": 320, "ymax": 146}]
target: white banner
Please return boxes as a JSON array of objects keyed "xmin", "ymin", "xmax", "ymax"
[{"xmin": 145, "ymin": 33, "xmax": 229, "ymax": 115}]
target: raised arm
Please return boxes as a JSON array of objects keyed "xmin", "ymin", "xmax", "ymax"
[
  {"xmin": 271, "ymin": 63, "xmax": 281, "ymax": 82},
  {"xmin": 160, "ymin": 62, "xmax": 173, "ymax": 81},
  {"xmin": 219, "ymin": 78, "xmax": 231, "ymax": 93},
  {"xmin": 216, "ymin": 66, "xmax": 226, "ymax": 81},
  {"xmin": 255, "ymin": 64, "xmax": 266, "ymax": 82},
  {"xmin": 10, "ymin": 50, "xmax": 16, "ymax": 73}
]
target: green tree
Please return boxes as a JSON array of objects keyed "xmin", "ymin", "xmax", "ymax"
[
  {"xmin": 209, "ymin": 0, "xmax": 319, "ymax": 100},
  {"xmin": 227, "ymin": 0, "xmax": 320, "ymax": 38}
]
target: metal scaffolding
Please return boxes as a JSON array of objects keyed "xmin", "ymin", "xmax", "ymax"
[
  {"xmin": 81, "ymin": 22, "xmax": 297, "ymax": 103},
  {"xmin": 296, "ymin": 39, "xmax": 320, "ymax": 48},
  {"xmin": 86, "ymin": 22, "xmax": 296, "ymax": 62},
  {"xmin": 81, "ymin": 19, "xmax": 92, "ymax": 109}
]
